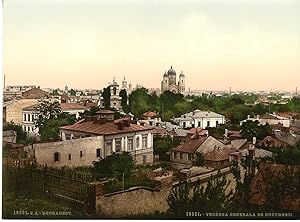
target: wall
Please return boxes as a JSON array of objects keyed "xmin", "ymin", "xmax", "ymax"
[
  {"xmin": 6, "ymin": 99, "xmax": 39, "ymax": 124},
  {"xmin": 96, "ymin": 187, "xmax": 169, "ymax": 217},
  {"xmin": 25, "ymin": 136, "xmax": 104, "ymax": 167}
]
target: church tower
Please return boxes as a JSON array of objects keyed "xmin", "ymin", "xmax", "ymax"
[
  {"xmin": 178, "ymin": 71, "xmax": 185, "ymax": 94},
  {"xmin": 161, "ymin": 71, "xmax": 169, "ymax": 92},
  {"xmin": 121, "ymin": 76, "xmax": 127, "ymax": 90}
]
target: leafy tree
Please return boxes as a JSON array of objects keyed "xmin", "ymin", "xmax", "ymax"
[
  {"xmin": 241, "ymin": 121, "xmax": 272, "ymax": 141},
  {"xmin": 129, "ymin": 88, "xmax": 151, "ymax": 118},
  {"xmin": 35, "ymin": 100, "xmax": 61, "ymax": 130},
  {"xmin": 69, "ymin": 89, "xmax": 76, "ymax": 96},
  {"xmin": 193, "ymin": 152, "xmax": 205, "ymax": 166},
  {"xmin": 101, "ymin": 86, "xmax": 111, "ymax": 109},
  {"xmin": 3, "ymin": 121, "xmax": 28, "ymax": 144},
  {"xmin": 167, "ymin": 172, "xmax": 233, "ymax": 216},
  {"xmin": 92, "ymin": 152, "xmax": 134, "ymax": 180},
  {"xmin": 39, "ymin": 112, "xmax": 76, "ymax": 141},
  {"xmin": 119, "ymin": 89, "xmax": 129, "ymax": 112},
  {"xmin": 79, "ymin": 106, "xmax": 100, "ymax": 119},
  {"xmin": 153, "ymin": 137, "xmax": 180, "ymax": 155},
  {"xmin": 272, "ymin": 142, "xmax": 300, "ymax": 166}
]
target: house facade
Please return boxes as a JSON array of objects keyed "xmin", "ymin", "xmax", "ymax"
[
  {"xmin": 59, "ymin": 110, "xmax": 154, "ymax": 165},
  {"xmin": 173, "ymin": 110, "xmax": 225, "ymax": 129}
]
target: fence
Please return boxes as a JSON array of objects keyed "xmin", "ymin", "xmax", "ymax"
[{"xmin": 3, "ymin": 159, "xmax": 94, "ymax": 214}]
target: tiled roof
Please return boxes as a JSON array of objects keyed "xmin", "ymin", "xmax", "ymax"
[
  {"xmin": 239, "ymin": 148, "xmax": 273, "ymax": 158},
  {"xmin": 96, "ymin": 110, "xmax": 115, "ymax": 114},
  {"xmin": 188, "ymin": 128, "xmax": 208, "ymax": 136},
  {"xmin": 258, "ymin": 136, "xmax": 289, "ymax": 148},
  {"xmin": 204, "ymin": 148, "xmax": 230, "ymax": 161},
  {"xmin": 23, "ymin": 104, "xmax": 39, "ymax": 111},
  {"xmin": 59, "ymin": 120, "xmax": 152, "ymax": 135},
  {"xmin": 143, "ymin": 111, "xmax": 158, "ymax": 118},
  {"xmin": 171, "ymin": 137, "xmax": 207, "ymax": 153},
  {"xmin": 227, "ymin": 130, "xmax": 242, "ymax": 138},
  {"xmin": 169, "ymin": 128, "xmax": 189, "ymax": 137},
  {"xmin": 60, "ymin": 103, "xmax": 89, "ymax": 111},
  {"xmin": 276, "ymin": 112, "xmax": 299, "ymax": 118},
  {"xmin": 152, "ymin": 127, "xmax": 168, "ymax": 136},
  {"xmin": 22, "ymin": 87, "xmax": 49, "ymax": 99},
  {"xmin": 230, "ymin": 139, "xmax": 248, "ymax": 150}
]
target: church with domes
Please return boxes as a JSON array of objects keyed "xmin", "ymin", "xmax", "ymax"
[{"xmin": 161, "ymin": 66, "xmax": 185, "ymax": 94}]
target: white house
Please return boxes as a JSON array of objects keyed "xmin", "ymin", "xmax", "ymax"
[
  {"xmin": 22, "ymin": 103, "xmax": 89, "ymax": 135},
  {"xmin": 173, "ymin": 109, "xmax": 225, "ymax": 129},
  {"xmin": 59, "ymin": 110, "xmax": 154, "ymax": 165},
  {"xmin": 240, "ymin": 113, "xmax": 291, "ymax": 127}
]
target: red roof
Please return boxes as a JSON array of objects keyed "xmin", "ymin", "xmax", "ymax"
[
  {"xmin": 258, "ymin": 136, "xmax": 289, "ymax": 148},
  {"xmin": 204, "ymin": 148, "xmax": 230, "ymax": 161},
  {"xmin": 171, "ymin": 137, "xmax": 207, "ymax": 153},
  {"xmin": 142, "ymin": 111, "xmax": 158, "ymax": 118},
  {"xmin": 60, "ymin": 103, "xmax": 89, "ymax": 111},
  {"xmin": 96, "ymin": 110, "xmax": 115, "ymax": 114},
  {"xmin": 60, "ymin": 120, "xmax": 152, "ymax": 135},
  {"xmin": 152, "ymin": 127, "xmax": 168, "ymax": 136}
]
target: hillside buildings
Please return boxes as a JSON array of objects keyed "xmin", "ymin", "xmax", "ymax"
[{"xmin": 161, "ymin": 66, "xmax": 185, "ymax": 94}]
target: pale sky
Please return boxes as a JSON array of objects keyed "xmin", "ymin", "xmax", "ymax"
[{"xmin": 4, "ymin": 0, "xmax": 300, "ymax": 91}]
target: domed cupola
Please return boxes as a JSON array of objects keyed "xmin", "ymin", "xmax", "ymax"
[
  {"xmin": 163, "ymin": 71, "xmax": 168, "ymax": 77},
  {"xmin": 179, "ymin": 71, "xmax": 185, "ymax": 77},
  {"xmin": 167, "ymin": 66, "xmax": 176, "ymax": 76}
]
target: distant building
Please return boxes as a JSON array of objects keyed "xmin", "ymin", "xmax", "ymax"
[
  {"xmin": 161, "ymin": 66, "xmax": 185, "ymax": 94},
  {"xmin": 173, "ymin": 109, "xmax": 225, "ymax": 129},
  {"xmin": 240, "ymin": 113, "xmax": 291, "ymax": 127}
]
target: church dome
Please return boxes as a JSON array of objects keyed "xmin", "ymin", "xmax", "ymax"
[
  {"xmin": 163, "ymin": 71, "xmax": 168, "ymax": 77},
  {"xmin": 167, "ymin": 66, "xmax": 176, "ymax": 75},
  {"xmin": 179, "ymin": 71, "xmax": 185, "ymax": 77}
]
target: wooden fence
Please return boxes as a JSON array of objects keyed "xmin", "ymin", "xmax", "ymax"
[{"xmin": 3, "ymin": 160, "xmax": 94, "ymax": 214}]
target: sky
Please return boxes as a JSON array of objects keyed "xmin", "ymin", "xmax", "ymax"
[{"xmin": 3, "ymin": 0, "xmax": 300, "ymax": 92}]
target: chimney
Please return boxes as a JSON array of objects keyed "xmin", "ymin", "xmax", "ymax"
[
  {"xmin": 247, "ymin": 115, "xmax": 250, "ymax": 120},
  {"xmin": 257, "ymin": 115, "xmax": 260, "ymax": 119},
  {"xmin": 252, "ymin": 137, "xmax": 256, "ymax": 145},
  {"xmin": 248, "ymin": 144, "xmax": 255, "ymax": 160}
]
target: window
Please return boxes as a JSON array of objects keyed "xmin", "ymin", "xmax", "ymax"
[
  {"xmin": 54, "ymin": 152, "xmax": 60, "ymax": 162},
  {"xmin": 27, "ymin": 114, "xmax": 31, "ymax": 122},
  {"xmin": 115, "ymin": 139, "xmax": 121, "ymax": 152},
  {"xmin": 188, "ymin": 154, "xmax": 193, "ymax": 161},
  {"xmin": 24, "ymin": 114, "xmax": 26, "ymax": 121},
  {"xmin": 183, "ymin": 122, "xmax": 186, "ymax": 128},
  {"xmin": 143, "ymin": 155, "xmax": 147, "ymax": 164},
  {"xmin": 136, "ymin": 137, "xmax": 140, "ymax": 148},
  {"xmin": 198, "ymin": 121, "xmax": 201, "ymax": 127},
  {"xmin": 207, "ymin": 121, "xmax": 210, "ymax": 127},
  {"xmin": 128, "ymin": 137, "xmax": 133, "ymax": 151},
  {"xmin": 32, "ymin": 114, "xmax": 34, "ymax": 122},
  {"xmin": 68, "ymin": 154, "xmax": 72, "ymax": 160},
  {"xmin": 175, "ymin": 152, "xmax": 178, "ymax": 159},
  {"xmin": 96, "ymin": 148, "xmax": 101, "ymax": 157},
  {"xmin": 106, "ymin": 140, "xmax": 112, "ymax": 155},
  {"xmin": 142, "ymin": 135, "xmax": 147, "ymax": 148},
  {"xmin": 80, "ymin": 151, "xmax": 83, "ymax": 158},
  {"xmin": 216, "ymin": 121, "xmax": 219, "ymax": 125},
  {"xmin": 180, "ymin": 153, "xmax": 183, "ymax": 159}
]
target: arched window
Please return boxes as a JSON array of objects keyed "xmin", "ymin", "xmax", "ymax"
[
  {"xmin": 113, "ymin": 87, "xmax": 117, "ymax": 95},
  {"xmin": 136, "ymin": 137, "xmax": 140, "ymax": 148}
]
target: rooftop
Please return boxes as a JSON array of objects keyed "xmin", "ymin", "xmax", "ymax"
[{"xmin": 60, "ymin": 119, "xmax": 152, "ymax": 136}]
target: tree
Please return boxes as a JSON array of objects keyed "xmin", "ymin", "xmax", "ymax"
[
  {"xmin": 128, "ymin": 88, "xmax": 151, "ymax": 118},
  {"xmin": 35, "ymin": 100, "xmax": 76, "ymax": 141},
  {"xmin": 92, "ymin": 152, "xmax": 134, "ymax": 180},
  {"xmin": 167, "ymin": 172, "xmax": 233, "ymax": 216},
  {"xmin": 193, "ymin": 152, "xmax": 205, "ymax": 166},
  {"xmin": 39, "ymin": 112, "xmax": 76, "ymax": 141},
  {"xmin": 119, "ymin": 89, "xmax": 129, "ymax": 112},
  {"xmin": 101, "ymin": 86, "xmax": 111, "ymax": 109},
  {"xmin": 69, "ymin": 89, "xmax": 76, "ymax": 96},
  {"xmin": 79, "ymin": 106, "xmax": 100, "ymax": 119},
  {"xmin": 241, "ymin": 121, "xmax": 272, "ymax": 141},
  {"xmin": 35, "ymin": 100, "xmax": 61, "ymax": 130},
  {"xmin": 153, "ymin": 137, "xmax": 180, "ymax": 155},
  {"xmin": 3, "ymin": 121, "xmax": 29, "ymax": 144}
]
